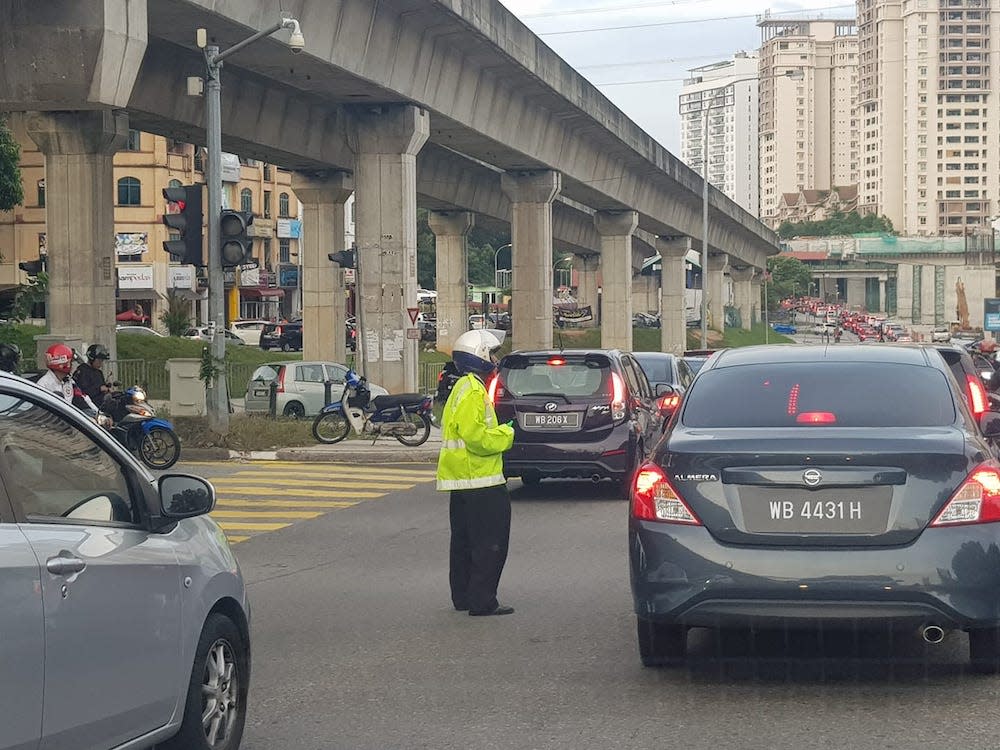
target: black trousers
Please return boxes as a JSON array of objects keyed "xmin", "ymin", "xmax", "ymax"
[{"xmin": 449, "ymin": 484, "xmax": 511, "ymax": 614}]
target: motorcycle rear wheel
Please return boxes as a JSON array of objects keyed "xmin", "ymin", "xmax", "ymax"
[
  {"xmin": 139, "ymin": 427, "xmax": 181, "ymax": 470},
  {"xmin": 395, "ymin": 412, "xmax": 431, "ymax": 447},
  {"xmin": 312, "ymin": 412, "xmax": 351, "ymax": 444}
]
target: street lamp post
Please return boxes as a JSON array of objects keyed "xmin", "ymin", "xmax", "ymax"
[
  {"xmin": 684, "ymin": 69, "xmax": 802, "ymax": 349},
  {"xmin": 196, "ymin": 16, "xmax": 304, "ymax": 434}
]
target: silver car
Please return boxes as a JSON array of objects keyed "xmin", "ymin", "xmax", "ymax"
[
  {"xmin": 0, "ymin": 372, "xmax": 250, "ymax": 750},
  {"xmin": 243, "ymin": 360, "xmax": 387, "ymax": 418}
]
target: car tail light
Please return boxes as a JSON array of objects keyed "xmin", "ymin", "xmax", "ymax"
[
  {"xmin": 487, "ymin": 374, "xmax": 503, "ymax": 404},
  {"xmin": 630, "ymin": 463, "xmax": 701, "ymax": 525},
  {"xmin": 610, "ymin": 372, "xmax": 627, "ymax": 422},
  {"xmin": 967, "ymin": 374, "xmax": 988, "ymax": 418},
  {"xmin": 659, "ymin": 394, "xmax": 681, "ymax": 411},
  {"xmin": 796, "ymin": 411, "xmax": 837, "ymax": 424},
  {"xmin": 931, "ymin": 462, "xmax": 1000, "ymax": 527},
  {"xmin": 276, "ymin": 367, "xmax": 286, "ymax": 393}
]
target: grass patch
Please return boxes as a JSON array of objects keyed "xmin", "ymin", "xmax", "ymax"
[
  {"xmin": 116, "ymin": 334, "xmax": 297, "ymax": 367},
  {"xmin": 0, "ymin": 324, "xmax": 46, "ymax": 356},
  {"xmin": 720, "ymin": 323, "xmax": 794, "ymax": 348},
  {"xmin": 173, "ymin": 414, "xmax": 316, "ymax": 451}
]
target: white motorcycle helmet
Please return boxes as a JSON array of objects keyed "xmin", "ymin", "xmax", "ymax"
[{"xmin": 452, "ymin": 329, "xmax": 506, "ymax": 375}]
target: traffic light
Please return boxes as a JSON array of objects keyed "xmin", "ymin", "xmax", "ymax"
[
  {"xmin": 219, "ymin": 210, "xmax": 254, "ymax": 268},
  {"xmin": 18, "ymin": 258, "xmax": 45, "ymax": 277},
  {"xmin": 328, "ymin": 245, "xmax": 357, "ymax": 268},
  {"xmin": 162, "ymin": 184, "xmax": 205, "ymax": 265}
]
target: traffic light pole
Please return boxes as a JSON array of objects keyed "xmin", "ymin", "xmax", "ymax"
[{"xmin": 204, "ymin": 47, "xmax": 229, "ymax": 434}]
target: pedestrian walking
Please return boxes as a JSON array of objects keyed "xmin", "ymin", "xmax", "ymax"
[{"xmin": 436, "ymin": 329, "xmax": 516, "ymax": 617}]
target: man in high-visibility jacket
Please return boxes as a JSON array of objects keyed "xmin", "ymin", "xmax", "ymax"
[{"xmin": 437, "ymin": 329, "xmax": 516, "ymax": 616}]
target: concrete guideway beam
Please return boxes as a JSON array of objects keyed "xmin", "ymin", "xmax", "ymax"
[
  {"xmin": 353, "ymin": 104, "xmax": 429, "ymax": 394},
  {"xmin": 595, "ymin": 211, "xmax": 639, "ymax": 352},
  {"xmin": 501, "ymin": 170, "xmax": 561, "ymax": 352},
  {"xmin": 427, "ymin": 211, "xmax": 474, "ymax": 355},
  {"xmin": 25, "ymin": 110, "xmax": 129, "ymax": 364},
  {"xmin": 292, "ymin": 170, "xmax": 353, "ymax": 366},
  {"xmin": 0, "ymin": 0, "xmax": 147, "ymax": 111},
  {"xmin": 657, "ymin": 237, "xmax": 691, "ymax": 356},
  {"xmin": 729, "ymin": 266, "xmax": 756, "ymax": 332}
]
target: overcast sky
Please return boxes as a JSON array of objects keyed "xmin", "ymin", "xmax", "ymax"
[{"xmin": 497, "ymin": 0, "xmax": 857, "ymax": 155}]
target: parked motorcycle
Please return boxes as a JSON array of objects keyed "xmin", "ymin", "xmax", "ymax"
[
  {"xmin": 98, "ymin": 384, "xmax": 181, "ymax": 470},
  {"xmin": 312, "ymin": 370, "xmax": 433, "ymax": 446}
]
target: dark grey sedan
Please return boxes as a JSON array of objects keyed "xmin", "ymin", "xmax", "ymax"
[{"xmin": 629, "ymin": 345, "xmax": 1000, "ymax": 672}]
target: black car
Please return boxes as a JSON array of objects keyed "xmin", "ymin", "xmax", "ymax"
[
  {"xmin": 491, "ymin": 349, "xmax": 666, "ymax": 489},
  {"xmin": 260, "ymin": 322, "xmax": 303, "ymax": 351},
  {"xmin": 633, "ymin": 351, "xmax": 695, "ymax": 425},
  {"xmin": 630, "ymin": 344, "xmax": 1000, "ymax": 672}
]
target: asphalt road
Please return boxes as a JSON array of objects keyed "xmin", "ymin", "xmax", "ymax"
[{"xmin": 181, "ymin": 461, "xmax": 1000, "ymax": 750}]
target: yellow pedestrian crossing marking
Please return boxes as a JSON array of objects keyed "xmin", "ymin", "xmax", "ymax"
[{"xmin": 203, "ymin": 461, "xmax": 433, "ymax": 545}]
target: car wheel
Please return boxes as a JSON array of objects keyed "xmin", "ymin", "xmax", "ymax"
[
  {"xmin": 969, "ymin": 628, "xmax": 1000, "ymax": 674},
  {"xmin": 282, "ymin": 401, "xmax": 306, "ymax": 419},
  {"xmin": 636, "ymin": 617, "xmax": 687, "ymax": 667},
  {"xmin": 160, "ymin": 613, "xmax": 248, "ymax": 750},
  {"xmin": 281, "ymin": 342, "xmax": 292, "ymax": 352}
]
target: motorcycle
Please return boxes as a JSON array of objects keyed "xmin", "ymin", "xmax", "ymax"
[
  {"xmin": 312, "ymin": 370, "xmax": 433, "ymax": 446},
  {"xmin": 96, "ymin": 384, "xmax": 181, "ymax": 470}
]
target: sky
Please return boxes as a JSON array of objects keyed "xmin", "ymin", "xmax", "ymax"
[{"xmin": 497, "ymin": 0, "xmax": 858, "ymax": 155}]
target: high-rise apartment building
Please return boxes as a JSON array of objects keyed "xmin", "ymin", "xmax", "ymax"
[
  {"xmin": 758, "ymin": 17, "xmax": 860, "ymax": 226},
  {"xmin": 860, "ymin": 0, "xmax": 994, "ymax": 235},
  {"xmin": 679, "ymin": 52, "xmax": 760, "ymax": 216}
]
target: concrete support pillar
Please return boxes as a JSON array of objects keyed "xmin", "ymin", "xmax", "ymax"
[
  {"xmin": 353, "ymin": 104, "xmax": 429, "ymax": 393},
  {"xmin": 751, "ymin": 277, "xmax": 763, "ymax": 325},
  {"xmin": 428, "ymin": 211, "xmax": 474, "ymax": 354},
  {"xmin": 594, "ymin": 211, "xmax": 639, "ymax": 351},
  {"xmin": 25, "ymin": 110, "xmax": 128, "ymax": 362},
  {"xmin": 500, "ymin": 171, "xmax": 561, "ymax": 351},
  {"xmin": 879, "ymin": 278, "xmax": 887, "ymax": 313},
  {"xmin": 292, "ymin": 170, "xmax": 353, "ymax": 365},
  {"xmin": 706, "ymin": 253, "xmax": 729, "ymax": 336},
  {"xmin": 846, "ymin": 276, "xmax": 867, "ymax": 311},
  {"xmin": 657, "ymin": 237, "xmax": 690, "ymax": 356},
  {"xmin": 574, "ymin": 253, "xmax": 600, "ymax": 328},
  {"xmin": 730, "ymin": 266, "xmax": 756, "ymax": 331}
]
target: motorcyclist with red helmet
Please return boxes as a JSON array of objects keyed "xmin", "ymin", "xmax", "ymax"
[{"xmin": 37, "ymin": 343, "xmax": 78, "ymax": 404}]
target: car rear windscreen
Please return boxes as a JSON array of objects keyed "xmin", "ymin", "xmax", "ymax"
[
  {"xmin": 501, "ymin": 355, "xmax": 611, "ymax": 398},
  {"xmin": 634, "ymin": 355, "xmax": 674, "ymax": 384},
  {"xmin": 682, "ymin": 362, "xmax": 956, "ymax": 428},
  {"xmin": 250, "ymin": 365, "xmax": 279, "ymax": 382}
]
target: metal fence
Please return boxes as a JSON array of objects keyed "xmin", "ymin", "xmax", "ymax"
[
  {"xmin": 108, "ymin": 359, "xmax": 170, "ymax": 400},
  {"xmin": 419, "ymin": 361, "xmax": 446, "ymax": 394}
]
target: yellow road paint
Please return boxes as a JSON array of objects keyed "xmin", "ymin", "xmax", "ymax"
[
  {"xmin": 211, "ymin": 510, "xmax": 324, "ymax": 519},
  {"xmin": 211, "ymin": 486, "xmax": 385, "ymax": 499},
  {"xmin": 226, "ymin": 535, "xmax": 251, "ymax": 544},
  {"xmin": 215, "ymin": 499, "xmax": 358, "ymax": 508},
  {"xmin": 226, "ymin": 467, "xmax": 433, "ymax": 480},
  {"xmin": 252, "ymin": 460, "xmax": 436, "ymax": 473},
  {"xmin": 214, "ymin": 476, "xmax": 415, "ymax": 490},
  {"xmin": 217, "ymin": 521, "xmax": 291, "ymax": 532}
]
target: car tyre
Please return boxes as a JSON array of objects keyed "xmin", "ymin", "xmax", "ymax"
[
  {"xmin": 281, "ymin": 342, "xmax": 292, "ymax": 352},
  {"xmin": 160, "ymin": 613, "xmax": 248, "ymax": 750},
  {"xmin": 636, "ymin": 617, "xmax": 687, "ymax": 667},
  {"xmin": 969, "ymin": 628, "xmax": 1000, "ymax": 674},
  {"xmin": 282, "ymin": 401, "xmax": 306, "ymax": 419}
]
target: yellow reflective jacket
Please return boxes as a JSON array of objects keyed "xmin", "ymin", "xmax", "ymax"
[{"xmin": 436, "ymin": 373, "xmax": 514, "ymax": 491}]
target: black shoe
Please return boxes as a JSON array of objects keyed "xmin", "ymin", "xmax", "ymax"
[
  {"xmin": 469, "ymin": 605, "xmax": 515, "ymax": 616},
  {"xmin": 454, "ymin": 604, "xmax": 470, "ymax": 612}
]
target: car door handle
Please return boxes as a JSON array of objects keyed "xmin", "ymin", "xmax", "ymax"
[{"xmin": 46, "ymin": 555, "xmax": 86, "ymax": 576}]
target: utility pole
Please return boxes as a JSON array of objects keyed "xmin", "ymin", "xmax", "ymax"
[{"xmin": 194, "ymin": 17, "xmax": 304, "ymax": 434}]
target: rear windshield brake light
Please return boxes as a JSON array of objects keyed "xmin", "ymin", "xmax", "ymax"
[{"xmin": 796, "ymin": 411, "xmax": 837, "ymax": 424}]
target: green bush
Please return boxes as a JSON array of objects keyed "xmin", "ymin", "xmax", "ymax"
[{"xmin": 173, "ymin": 414, "xmax": 315, "ymax": 451}]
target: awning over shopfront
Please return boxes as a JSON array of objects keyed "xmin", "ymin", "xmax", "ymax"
[
  {"xmin": 115, "ymin": 309, "xmax": 149, "ymax": 322},
  {"xmin": 117, "ymin": 289, "xmax": 165, "ymax": 301},
  {"xmin": 241, "ymin": 288, "xmax": 285, "ymax": 299}
]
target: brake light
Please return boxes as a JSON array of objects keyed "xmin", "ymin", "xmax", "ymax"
[
  {"xmin": 659, "ymin": 394, "xmax": 681, "ymax": 411},
  {"xmin": 796, "ymin": 411, "xmax": 837, "ymax": 424},
  {"xmin": 931, "ymin": 462, "xmax": 1000, "ymax": 526},
  {"xmin": 548, "ymin": 357, "xmax": 566, "ymax": 366},
  {"xmin": 630, "ymin": 463, "xmax": 701, "ymax": 525},
  {"xmin": 967, "ymin": 374, "xmax": 988, "ymax": 418},
  {"xmin": 487, "ymin": 374, "xmax": 503, "ymax": 404},
  {"xmin": 276, "ymin": 367, "xmax": 286, "ymax": 393},
  {"xmin": 610, "ymin": 372, "xmax": 627, "ymax": 422}
]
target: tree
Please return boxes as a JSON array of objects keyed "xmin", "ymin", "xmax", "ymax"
[
  {"xmin": 416, "ymin": 209, "xmax": 510, "ymax": 289},
  {"xmin": 0, "ymin": 116, "xmax": 24, "ymax": 212},
  {"xmin": 159, "ymin": 292, "xmax": 193, "ymax": 336},
  {"xmin": 765, "ymin": 255, "xmax": 812, "ymax": 311},
  {"xmin": 778, "ymin": 210, "xmax": 894, "ymax": 239},
  {"xmin": 11, "ymin": 271, "xmax": 47, "ymax": 323}
]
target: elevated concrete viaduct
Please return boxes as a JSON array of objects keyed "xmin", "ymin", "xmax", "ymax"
[{"xmin": 1, "ymin": 0, "xmax": 779, "ymax": 391}]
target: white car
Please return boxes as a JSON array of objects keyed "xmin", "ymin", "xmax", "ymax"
[
  {"xmin": 229, "ymin": 320, "xmax": 270, "ymax": 346},
  {"xmin": 183, "ymin": 327, "xmax": 246, "ymax": 345},
  {"xmin": 932, "ymin": 326, "xmax": 952, "ymax": 343},
  {"xmin": 116, "ymin": 325, "xmax": 165, "ymax": 337}
]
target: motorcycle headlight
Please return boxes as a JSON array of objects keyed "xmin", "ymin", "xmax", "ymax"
[{"xmin": 132, "ymin": 388, "xmax": 146, "ymax": 402}]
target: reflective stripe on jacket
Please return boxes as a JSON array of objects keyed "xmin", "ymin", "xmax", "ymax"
[{"xmin": 436, "ymin": 373, "xmax": 514, "ymax": 492}]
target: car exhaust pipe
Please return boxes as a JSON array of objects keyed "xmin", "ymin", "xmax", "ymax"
[
  {"xmin": 921, "ymin": 625, "xmax": 946, "ymax": 644},
  {"xmin": 591, "ymin": 474, "xmax": 602, "ymax": 483}
]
